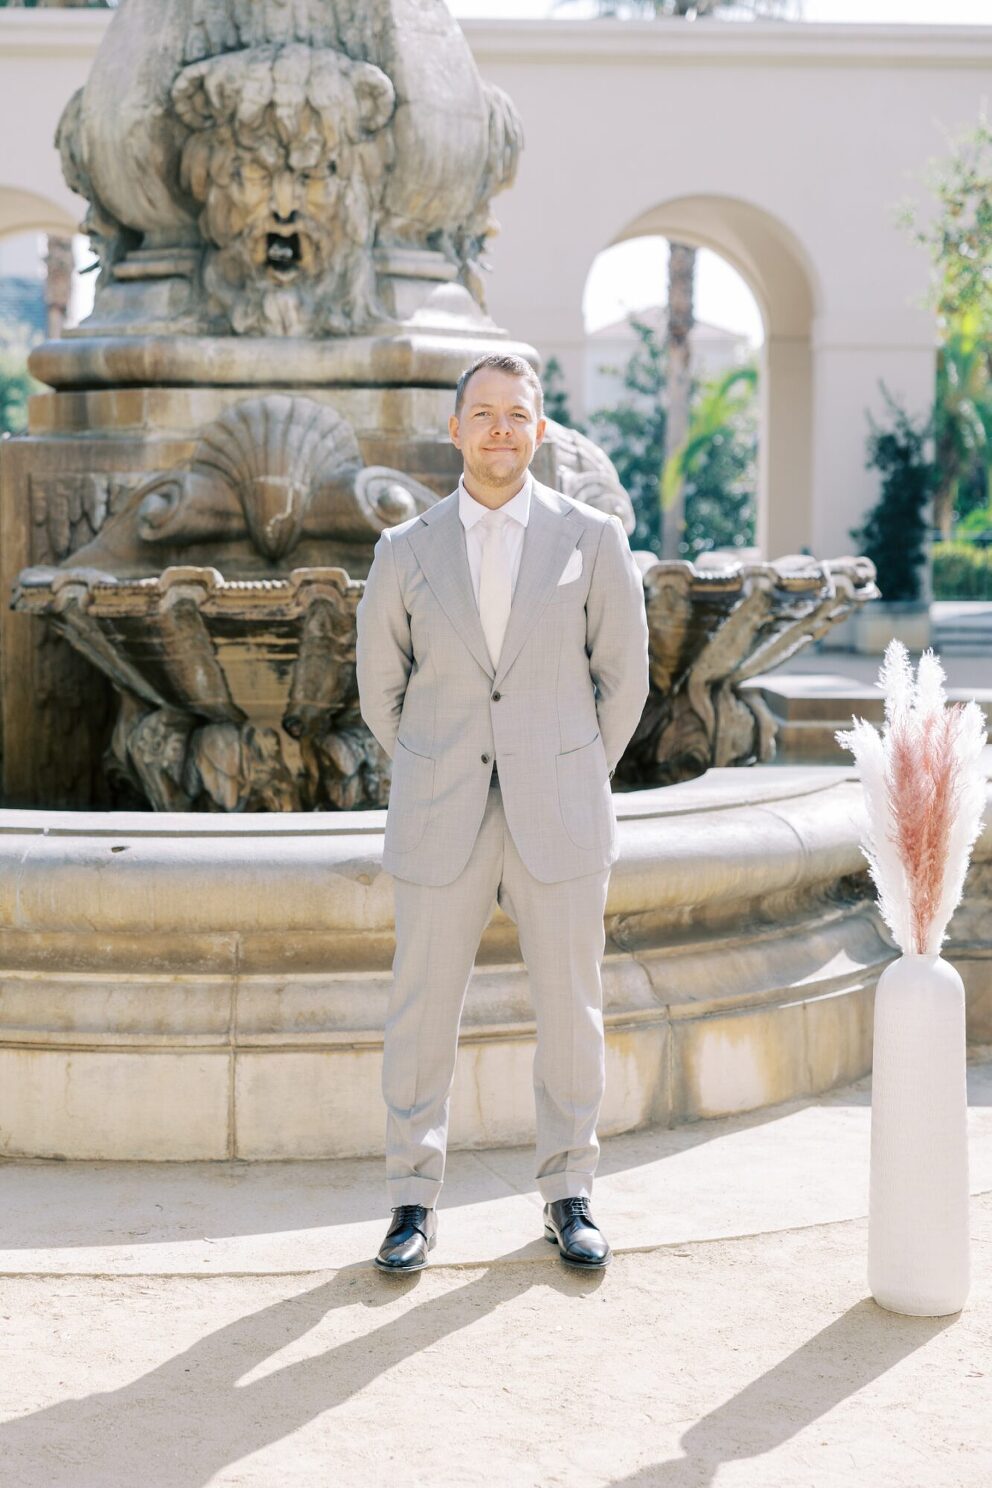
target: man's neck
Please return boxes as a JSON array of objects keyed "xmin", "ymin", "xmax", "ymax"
[{"xmin": 461, "ymin": 471, "xmax": 529, "ymax": 511}]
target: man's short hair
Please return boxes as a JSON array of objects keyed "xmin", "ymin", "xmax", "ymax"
[{"xmin": 454, "ymin": 353, "xmax": 544, "ymax": 417}]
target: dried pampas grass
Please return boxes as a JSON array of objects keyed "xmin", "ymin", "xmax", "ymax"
[{"xmin": 836, "ymin": 640, "xmax": 987, "ymax": 956}]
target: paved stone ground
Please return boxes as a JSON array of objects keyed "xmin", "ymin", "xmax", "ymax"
[
  {"xmin": 0, "ymin": 1059, "xmax": 990, "ymax": 1487},
  {"xmin": 1, "ymin": 614, "xmax": 989, "ymax": 1485}
]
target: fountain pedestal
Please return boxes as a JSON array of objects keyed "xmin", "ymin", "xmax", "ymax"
[{"xmin": 0, "ymin": 1, "xmax": 905, "ymax": 1157}]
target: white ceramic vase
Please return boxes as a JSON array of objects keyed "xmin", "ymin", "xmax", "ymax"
[{"xmin": 868, "ymin": 953, "xmax": 970, "ymax": 1316}]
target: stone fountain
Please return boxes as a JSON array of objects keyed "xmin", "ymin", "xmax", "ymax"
[
  {"xmin": 1, "ymin": 0, "xmax": 985, "ymax": 1162},
  {"xmin": 2, "ymin": 0, "xmax": 875, "ymax": 814}
]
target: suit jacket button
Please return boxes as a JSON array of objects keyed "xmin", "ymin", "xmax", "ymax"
[
  {"xmin": 481, "ymin": 753, "xmax": 490, "ymax": 764},
  {"xmin": 491, "ymin": 691, "xmax": 501, "ymax": 702}
]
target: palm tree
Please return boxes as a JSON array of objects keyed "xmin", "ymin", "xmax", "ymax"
[
  {"xmin": 660, "ymin": 363, "xmax": 758, "ymax": 514},
  {"xmin": 563, "ymin": 0, "xmax": 799, "ymax": 553}
]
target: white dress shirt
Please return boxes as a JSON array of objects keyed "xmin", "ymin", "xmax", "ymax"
[{"xmin": 458, "ymin": 473, "xmax": 532, "ymax": 607}]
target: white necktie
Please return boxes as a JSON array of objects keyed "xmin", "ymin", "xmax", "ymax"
[{"xmin": 478, "ymin": 509, "xmax": 512, "ymax": 670}]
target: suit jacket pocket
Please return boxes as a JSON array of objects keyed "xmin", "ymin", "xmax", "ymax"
[
  {"xmin": 385, "ymin": 738, "xmax": 435, "ymax": 854},
  {"xmin": 555, "ymin": 732, "xmax": 608, "ymax": 851}
]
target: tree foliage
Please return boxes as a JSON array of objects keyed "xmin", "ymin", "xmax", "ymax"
[
  {"xmin": 587, "ymin": 320, "xmax": 668, "ymax": 552},
  {"xmin": 542, "ymin": 356, "xmax": 575, "ymax": 426},
  {"xmin": 900, "ymin": 116, "xmax": 992, "ymax": 538},
  {"xmin": 664, "ymin": 365, "xmax": 757, "ymax": 557},
  {"xmin": 901, "ymin": 115, "xmax": 992, "ymax": 344},
  {"xmin": 0, "ymin": 337, "xmax": 40, "ymax": 436},
  {"xmin": 852, "ymin": 393, "xmax": 934, "ymax": 605},
  {"xmin": 588, "ymin": 317, "xmax": 756, "ymax": 558}
]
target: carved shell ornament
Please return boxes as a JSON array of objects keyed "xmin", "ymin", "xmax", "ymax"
[
  {"xmin": 127, "ymin": 395, "xmax": 439, "ymax": 563},
  {"xmin": 138, "ymin": 396, "xmax": 362, "ymax": 560}
]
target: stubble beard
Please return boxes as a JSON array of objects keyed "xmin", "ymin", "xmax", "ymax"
[{"xmin": 462, "ymin": 447, "xmax": 531, "ymax": 495}]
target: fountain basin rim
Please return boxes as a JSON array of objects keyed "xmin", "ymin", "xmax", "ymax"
[
  {"xmin": 0, "ymin": 767, "xmax": 987, "ymax": 1159},
  {"xmin": 14, "ymin": 564, "xmax": 362, "ymax": 617},
  {"xmin": 0, "ymin": 767, "xmax": 856, "ymax": 839},
  {"xmin": 28, "ymin": 332, "xmax": 542, "ymax": 393},
  {"xmin": 13, "ymin": 558, "xmax": 879, "ymax": 617}
]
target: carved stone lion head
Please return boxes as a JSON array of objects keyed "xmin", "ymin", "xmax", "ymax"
[{"xmin": 171, "ymin": 43, "xmax": 395, "ymax": 336}]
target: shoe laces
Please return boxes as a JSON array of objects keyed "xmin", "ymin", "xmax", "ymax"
[
  {"xmin": 393, "ymin": 1204, "xmax": 428, "ymax": 1223},
  {"xmin": 559, "ymin": 1196, "xmax": 592, "ymax": 1219}
]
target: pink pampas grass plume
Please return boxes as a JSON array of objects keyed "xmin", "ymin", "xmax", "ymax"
[{"xmin": 836, "ymin": 640, "xmax": 987, "ymax": 956}]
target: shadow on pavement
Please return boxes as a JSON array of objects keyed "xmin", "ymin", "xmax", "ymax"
[
  {"xmin": 0, "ymin": 1246, "xmax": 604, "ymax": 1487},
  {"xmin": 608, "ymin": 1299, "xmax": 955, "ymax": 1488}
]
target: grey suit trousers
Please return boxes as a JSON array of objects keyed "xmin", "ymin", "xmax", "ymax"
[{"xmin": 385, "ymin": 778, "xmax": 610, "ymax": 1208}]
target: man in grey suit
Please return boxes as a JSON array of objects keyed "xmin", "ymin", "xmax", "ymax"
[{"xmin": 356, "ymin": 352, "xmax": 649, "ymax": 1272}]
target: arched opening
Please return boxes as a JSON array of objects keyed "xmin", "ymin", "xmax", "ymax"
[
  {"xmin": 580, "ymin": 195, "xmax": 818, "ymax": 559},
  {"xmin": 583, "ymin": 234, "xmax": 763, "ymax": 563},
  {"xmin": 0, "ymin": 186, "xmax": 76, "ymax": 242},
  {"xmin": 0, "ymin": 187, "xmax": 96, "ymax": 433}
]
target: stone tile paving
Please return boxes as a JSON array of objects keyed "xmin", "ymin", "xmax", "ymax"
[{"xmin": 0, "ymin": 1062, "xmax": 989, "ymax": 1486}]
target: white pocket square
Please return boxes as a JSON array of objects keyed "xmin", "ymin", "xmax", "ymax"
[{"xmin": 557, "ymin": 549, "xmax": 583, "ymax": 586}]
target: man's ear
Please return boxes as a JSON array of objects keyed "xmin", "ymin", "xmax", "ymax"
[
  {"xmin": 448, "ymin": 413, "xmax": 462, "ymax": 449},
  {"xmin": 534, "ymin": 416, "xmax": 548, "ymax": 449}
]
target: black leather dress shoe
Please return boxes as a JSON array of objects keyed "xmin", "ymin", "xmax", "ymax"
[
  {"xmin": 543, "ymin": 1197, "xmax": 611, "ymax": 1268},
  {"xmin": 374, "ymin": 1204, "xmax": 437, "ymax": 1273}
]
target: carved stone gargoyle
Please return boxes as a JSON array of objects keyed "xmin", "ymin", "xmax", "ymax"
[{"xmin": 53, "ymin": 0, "xmax": 524, "ymax": 338}]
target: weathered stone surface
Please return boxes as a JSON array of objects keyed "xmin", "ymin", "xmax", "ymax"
[
  {"xmin": 4, "ymin": 0, "xmax": 873, "ymax": 813},
  {"xmin": 54, "ymin": 0, "xmax": 522, "ymax": 339},
  {"xmin": 0, "ymin": 766, "xmax": 986, "ymax": 1160},
  {"xmin": 9, "ymin": 389, "xmax": 644, "ymax": 811},
  {"xmin": 616, "ymin": 554, "xmax": 879, "ymax": 786}
]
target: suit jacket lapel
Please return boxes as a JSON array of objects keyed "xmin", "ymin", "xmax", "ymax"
[
  {"xmin": 407, "ymin": 493, "xmax": 495, "ymax": 680},
  {"xmin": 407, "ymin": 483, "xmax": 581, "ymax": 686},
  {"xmin": 494, "ymin": 485, "xmax": 580, "ymax": 687}
]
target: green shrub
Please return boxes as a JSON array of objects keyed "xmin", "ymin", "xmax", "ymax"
[
  {"xmin": 852, "ymin": 395, "xmax": 934, "ymax": 603},
  {"xmin": 0, "ymin": 345, "xmax": 36, "ymax": 436},
  {"xmin": 932, "ymin": 540, "xmax": 992, "ymax": 599}
]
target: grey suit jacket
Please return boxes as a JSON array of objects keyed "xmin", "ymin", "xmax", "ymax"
[{"xmin": 355, "ymin": 478, "xmax": 649, "ymax": 886}]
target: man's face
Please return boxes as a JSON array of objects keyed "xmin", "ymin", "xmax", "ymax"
[{"xmin": 449, "ymin": 369, "xmax": 546, "ymax": 495}]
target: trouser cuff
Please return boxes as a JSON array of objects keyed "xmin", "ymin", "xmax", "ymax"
[
  {"xmin": 538, "ymin": 1171, "xmax": 595, "ymax": 1204},
  {"xmin": 387, "ymin": 1176, "xmax": 442, "ymax": 1209}
]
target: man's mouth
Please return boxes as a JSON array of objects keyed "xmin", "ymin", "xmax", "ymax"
[{"xmin": 265, "ymin": 232, "xmax": 302, "ymax": 274}]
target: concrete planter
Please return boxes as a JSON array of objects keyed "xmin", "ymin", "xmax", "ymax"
[{"xmin": 823, "ymin": 600, "xmax": 931, "ymax": 655}]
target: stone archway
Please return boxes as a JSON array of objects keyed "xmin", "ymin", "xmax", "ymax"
[
  {"xmin": 591, "ymin": 194, "xmax": 819, "ymax": 560},
  {"xmin": 0, "ymin": 186, "xmax": 82, "ymax": 343},
  {"xmin": 0, "ymin": 185, "xmax": 76, "ymax": 240}
]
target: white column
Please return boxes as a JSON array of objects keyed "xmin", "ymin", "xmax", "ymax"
[{"xmin": 761, "ymin": 333, "xmax": 813, "ymax": 559}]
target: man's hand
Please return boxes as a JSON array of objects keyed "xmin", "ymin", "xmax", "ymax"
[
  {"xmin": 356, "ymin": 529, "xmax": 414, "ymax": 761},
  {"xmin": 585, "ymin": 516, "xmax": 649, "ymax": 774}
]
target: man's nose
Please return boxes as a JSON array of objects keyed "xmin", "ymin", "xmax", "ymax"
[
  {"xmin": 271, "ymin": 172, "xmax": 297, "ymax": 222},
  {"xmin": 491, "ymin": 413, "xmax": 514, "ymax": 437}
]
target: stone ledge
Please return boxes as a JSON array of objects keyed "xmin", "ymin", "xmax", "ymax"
[{"xmin": 0, "ymin": 767, "xmax": 987, "ymax": 1160}]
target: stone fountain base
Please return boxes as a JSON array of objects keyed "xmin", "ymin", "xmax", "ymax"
[{"xmin": 1, "ymin": 765, "xmax": 988, "ymax": 1161}]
